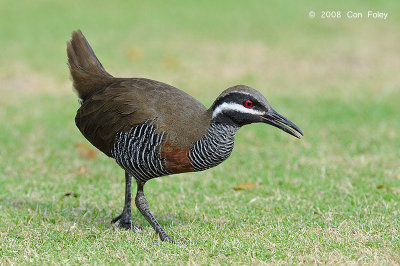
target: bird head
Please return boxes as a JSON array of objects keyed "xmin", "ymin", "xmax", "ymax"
[{"xmin": 210, "ymin": 85, "xmax": 303, "ymax": 138}]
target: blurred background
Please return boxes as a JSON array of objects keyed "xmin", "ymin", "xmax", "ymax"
[{"xmin": 0, "ymin": 0, "xmax": 399, "ymax": 263}]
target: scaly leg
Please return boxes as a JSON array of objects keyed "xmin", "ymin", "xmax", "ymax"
[
  {"xmin": 111, "ymin": 171, "xmax": 141, "ymax": 231},
  {"xmin": 135, "ymin": 181, "xmax": 173, "ymax": 243}
]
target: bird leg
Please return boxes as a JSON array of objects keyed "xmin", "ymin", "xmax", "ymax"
[
  {"xmin": 111, "ymin": 171, "xmax": 141, "ymax": 231},
  {"xmin": 135, "ymin": 181, "xmax": 173, "ymax": 243}
]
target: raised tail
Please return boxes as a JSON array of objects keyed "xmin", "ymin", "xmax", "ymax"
[{"xmin": 67, "ymin": 30, "xmax": 114, "ymax": 101}]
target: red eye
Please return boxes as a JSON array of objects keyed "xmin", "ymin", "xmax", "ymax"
[{"xmin": 244, "ymin": 100, "xmax": 253, "ymax": 108}]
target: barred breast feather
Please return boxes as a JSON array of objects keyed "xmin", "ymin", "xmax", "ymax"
[
  {"xmin": 112, "ymin": 122, "xmax": 238, "ymax": 183},
  {"xmin": 112, "ymin": 122, "xmax": 170, "ymax": 183},
  {"xmin": 188, "ymin": 123, "xmax": 238, "ymax": 172}
]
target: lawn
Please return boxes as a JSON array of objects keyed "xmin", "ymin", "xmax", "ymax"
[{"xmin": 1, "ymin": 0, "xmax": 399, "ymax": 264}]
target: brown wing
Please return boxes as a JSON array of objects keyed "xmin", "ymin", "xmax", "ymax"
[{"xmin": 75, "ymin": 78, "xmax": 212, "ymax": 157}]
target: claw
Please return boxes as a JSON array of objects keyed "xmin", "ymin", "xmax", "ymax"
[
  {"xmin": 111, "ymin": 213, "xmax": 122, "ymax": 224},
  {"xmin": 111, "ymin": 213, "xmax": 142, "ymax": 231}
]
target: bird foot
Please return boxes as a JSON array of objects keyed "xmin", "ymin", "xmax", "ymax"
[
  {"xmin": 111, "ymin": 213, "xmax": 143, "ymax": 231},
  {"xmin": 161, "ymin": 234, "xmax": 174, "ymax": 244}
]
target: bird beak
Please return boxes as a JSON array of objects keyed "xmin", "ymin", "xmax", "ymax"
[{"xmin": 260, "ymin": 109, "xmax": 303, "ymax": 139}]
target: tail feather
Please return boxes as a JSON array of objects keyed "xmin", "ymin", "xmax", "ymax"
[{"xmin": 67, "ymin": 30, "xmax": 113, "ymax": 100}]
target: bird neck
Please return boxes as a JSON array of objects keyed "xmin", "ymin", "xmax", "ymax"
[{"xmin": 188, "ymin": 122, "xmax": 239, "ymax": 172}]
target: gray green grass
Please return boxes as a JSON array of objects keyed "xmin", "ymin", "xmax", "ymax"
[{"xmin": 1, "ymin": 0, "xmax": 399, "ymax": 264}]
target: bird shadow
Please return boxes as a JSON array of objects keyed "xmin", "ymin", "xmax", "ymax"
[{"xmin": 1, "ymin": 196, "xmax": 194, "ymax": 230}]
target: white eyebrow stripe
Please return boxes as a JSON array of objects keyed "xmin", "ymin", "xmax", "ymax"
[{"xmin": 212, "ymin": 102, "xmax": 264, "ymax": 118}]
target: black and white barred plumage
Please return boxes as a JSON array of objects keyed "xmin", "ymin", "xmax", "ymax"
[
  {"xmin": 112, "ymin": 122, "xmax": 170, "ymax": 183},
  {"xmin": 188, "ymin": 123, "xmax": 239, "ymax": 171}
]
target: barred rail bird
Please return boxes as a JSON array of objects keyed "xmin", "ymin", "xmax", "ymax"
[{"xmin": 67, "ymin": 30, "xmax": 303, "ymax": 243}]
